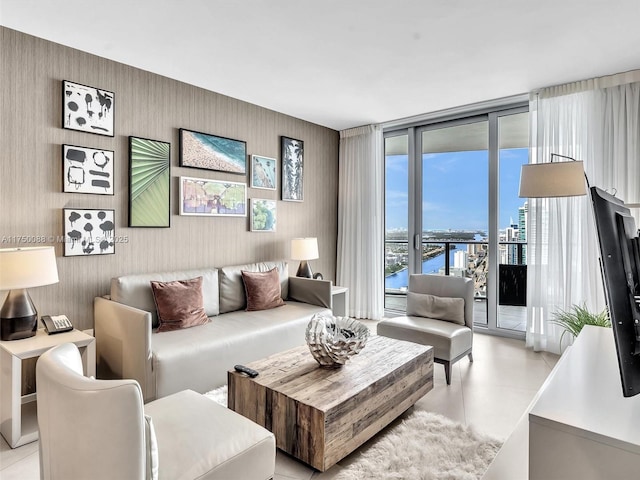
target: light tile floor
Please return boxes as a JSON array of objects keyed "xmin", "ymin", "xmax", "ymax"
[{"xmin": 1, "ymin": 322, "xmax": 559, "ymax": 480}]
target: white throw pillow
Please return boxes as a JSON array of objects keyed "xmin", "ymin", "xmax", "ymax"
[
  {"xmin": 144, "ymin": 414, "xmax": 159, "ymax": 480},
  {"xmin": 406, "ymin": 291, "xmax": 465, "ymax": 325}
]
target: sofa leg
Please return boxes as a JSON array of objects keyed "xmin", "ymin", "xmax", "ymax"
[
  {"xmin": 444, "ymin": 361, "xmax": 451, "ymax": 385},
  {"xmin": 468, "ymin": 352, "xmax": 474, "ymax": 363}
]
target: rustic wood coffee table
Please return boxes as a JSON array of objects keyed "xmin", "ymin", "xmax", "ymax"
[{"xmin": 228, "ymin": 335, "xmax": 433, "ymax": 471}]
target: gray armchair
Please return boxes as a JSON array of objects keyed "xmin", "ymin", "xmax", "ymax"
[
  {"xmin": 36, "ymin": 343, "xmax": 275, "ymax": 480},
  {"xmin": 378, "ymin": 274, "xmax": 474, "ymax": 385}
]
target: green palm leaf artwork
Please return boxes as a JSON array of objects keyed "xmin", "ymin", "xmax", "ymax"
[{"xmin": 129, "ymin": 137, "xmax": 170, "ymax": 227}]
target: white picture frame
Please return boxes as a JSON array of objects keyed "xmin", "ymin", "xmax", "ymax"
[
  {"xmin": 179, "ymin": 176, "xmax": 247, "ymax": 217},
  {"xmin": 250, "ymin": 199, "xmax": 277, "ymax": 232},
  {"xmin": 250, "ymin": 155, "xmax": 277, "ymax": 190}
]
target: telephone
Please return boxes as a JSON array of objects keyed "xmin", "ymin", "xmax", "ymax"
[{"xmin": 42, "ymin": 315, "xmax": 73, "ymax": 334}]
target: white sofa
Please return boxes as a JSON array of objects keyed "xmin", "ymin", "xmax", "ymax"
[{"xmin": 95, "ymin": 260, "xmax": 332, "ymax": 402}]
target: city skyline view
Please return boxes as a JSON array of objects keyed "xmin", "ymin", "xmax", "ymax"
[{"xmin": 385, "ymin": 148, "xmax": 529, "ymax": 232}]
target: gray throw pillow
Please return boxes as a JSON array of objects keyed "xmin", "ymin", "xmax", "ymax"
[{"xmin": 406, "ymin": 291, "xmax": 465, "ymax": 325}]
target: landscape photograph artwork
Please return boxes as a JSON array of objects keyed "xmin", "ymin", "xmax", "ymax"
[
  {"xmin": 180, "ymin": 129, "xmax": 246, "ymax": 174},
  {"xmin": 180, "ymin": 176, "xmax": 246, "ymax": 217}
]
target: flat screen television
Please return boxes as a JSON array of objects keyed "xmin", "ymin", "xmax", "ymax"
[{"xmin": 590, "ymin": 186, "xmax": 640, "ymax": 397}]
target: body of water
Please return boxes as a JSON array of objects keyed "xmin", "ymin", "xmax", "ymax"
[{"xmin": 385, "ymin": 244, "xmax": 465, "ymax": 290}]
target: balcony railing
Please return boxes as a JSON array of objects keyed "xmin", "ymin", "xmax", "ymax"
[{"xmin": 385, "ymin": 239, "xmax": 528, "ymax": 330}]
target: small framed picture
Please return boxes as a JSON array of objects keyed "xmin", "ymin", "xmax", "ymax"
[
  {"xmin": 281, "ymin": 136, "xmax": 304, "ymax": 202},
  {"xmin": 179, "ymin": 176, "xmax": 247, "ymax": 217},
  {"xmin": 63, "ymin": 208, "xmax": 115, "ymax": 256},
  {"xmin": 62, "ymin": 80, "xmax": 114, "ymax": 136},
  {"xmin": 129, "ymin": 136, "xmax": 171, "ymax": 228},
  {"xmin": 179, "ymin": 128, "xmax": 247, "ymax": 174},
  {"xmin": 250, "ymin": 155, "xmax": 277, "ymax": 190},
  {"xmin": 62, "ymin": 145, "xmax": 114, "ymax": 195},
  {"xmin": 251, "ymin": 199, "xmax": 277, "ymax": 232}
]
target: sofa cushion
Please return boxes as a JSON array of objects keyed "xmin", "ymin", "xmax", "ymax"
[
  {"xmin": 144, "ymin": 390, "xmax": 275, "ymax": 480},
  {"xmin": 111, "ymin": 269, "xmax": 219, "ymax": 328},
  {"xmin": 151, "ymin": 301, "xmax": 330, "ymax": 396},
  {"xmin": 241, "ymin": 268, "xmax": 285, "ymax": 311},
  {"xmin": 377, "ymin": 316, "xmax": 472, "ymax": 361},
  {"xmin": 406, "ymin": 291, "xmax": 465, "ymax": 325},
  {"xmin": 219, "ymin": 261, "xmax": 288, "ymax": 314},
  {"xmin": 151, "ymin": 277, "xmax": 209, "ymax": 332}
]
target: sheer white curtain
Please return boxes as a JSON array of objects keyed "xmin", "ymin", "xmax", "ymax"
[
  {"xmin": 527, "ymin": 70, "xmax": 640, "ymax": 354},
  {"xmin": 337, "ymin": 125, "xmax": 384, "ymax": 319}
]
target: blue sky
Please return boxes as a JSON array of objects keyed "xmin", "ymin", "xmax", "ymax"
[{"xmin": 385, "ymin": 148, "xmax": 529, "ymax": 231}]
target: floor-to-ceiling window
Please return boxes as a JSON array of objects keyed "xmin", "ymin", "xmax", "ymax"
[{"xmin": 384, "ymin": 104, "xmax": 529, "ymax": 337}]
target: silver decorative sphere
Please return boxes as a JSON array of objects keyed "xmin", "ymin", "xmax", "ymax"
[{"xmin": 305, "ymin": 313, "xmax": 370, "ymax": 367}]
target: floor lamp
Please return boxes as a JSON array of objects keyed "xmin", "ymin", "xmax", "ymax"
[{"xmin": 518, "ymin": 154, "xmax": 587, "ymax": 198}]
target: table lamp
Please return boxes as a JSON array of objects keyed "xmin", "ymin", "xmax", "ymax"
[
  {"xmin": 0, "ymin": 246, "xmax": 59, "ymax": 341},
  {"xmin": 291, "ymin": 237, "xmax": 319, "ymax": 278}
]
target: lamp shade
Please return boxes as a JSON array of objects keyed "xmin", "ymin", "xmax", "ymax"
[
  {"xmin": 518, "ymin": 161, "xmax": 587, "ymax": 198},
  {"xmin": 0, "ymin": 246, "xmax": 59, "ymax": 290},
  {"xmin": 291, "ymin": 238, "xmax": 319, "ymax": 261}
]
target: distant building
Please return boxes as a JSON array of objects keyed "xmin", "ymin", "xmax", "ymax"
[
  {"xmin": 518, "ymin": 202, "xmax": 528, "ymax": 263},
  {"xmin": 454, "ymin": 250, "xmax": 468, "ymax": 270}
]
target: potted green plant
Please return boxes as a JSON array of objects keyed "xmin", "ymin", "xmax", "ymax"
[{"xmin": 551, "ymin": 304, "xmax": 610, "ymax": 346}]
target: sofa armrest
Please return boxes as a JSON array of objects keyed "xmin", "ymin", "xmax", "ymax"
[
  {"xmin": 94, "ymin": 296, "xmax": 155, "ymax": 402},
  {"xmin": 288, "ymin": 277, "xmax": 332, "ymax": 309}
]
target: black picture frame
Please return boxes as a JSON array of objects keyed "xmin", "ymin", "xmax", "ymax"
[
  {"xmin": 62, "ymin": 80, "xmax": 115, "ymax": 137},
  {"xmin": 62, "ymin": 144, "xmax": 114, "ymax": 195},
  {"xmin": 281, "ymin": 136, "xmax": 304, "ymax": 202},
  {"xmin": 63, "ymin": 208, "xmax": 115, "ymax": 256},
  {"xmin": 179, "ymin": 128, "xmax": 247, "ymax": 175},
  {"xmin": 129, "ymin": 136, "xmax": 171, "ymax": 228}
]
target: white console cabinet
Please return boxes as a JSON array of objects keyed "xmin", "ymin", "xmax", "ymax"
[
  {"xmin": 528, "ymin": 325, "xmax": 640, "ymax": 479},
  {"xmin": 483, "ymin": 325, "xmax": 640, "ymax": 479}
]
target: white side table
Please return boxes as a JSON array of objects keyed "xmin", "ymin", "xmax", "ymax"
[
  {"xmin": 331, "ymin": 286, "xmax": 349, "ymax": 317},
  {"xmin": 0, "ymin": 328, "xmax": 95, "ymax": 448}
]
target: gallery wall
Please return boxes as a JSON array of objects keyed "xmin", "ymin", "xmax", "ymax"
[{"xmin": 0, "ymin": 27, "xmax": 340, "ymax": 331}]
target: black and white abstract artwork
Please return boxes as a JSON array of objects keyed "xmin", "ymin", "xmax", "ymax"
[
  {"xmin": 63, "ymin": 208, "xmax": 115, "ymax": 257},
  {"xmin": 281, "ymin": 136, "xmax": 304, "ymax": 202},
  {"xmin": 63, "ymin": 80, "xmax": 114, "ymax": 136},
  {"xmin": 63, "ymin": 145, "xmax": 114, "ymax": 195}
]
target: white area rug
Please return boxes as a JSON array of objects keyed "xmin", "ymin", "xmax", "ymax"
[{"xmin": 205, "ymin": 386, "xmax": 502, "ymax": 479}]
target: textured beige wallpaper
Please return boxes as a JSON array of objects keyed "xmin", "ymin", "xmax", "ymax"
[{"xmin": 0, "ymin": 27, "xmax": 339, "ymax": 331}]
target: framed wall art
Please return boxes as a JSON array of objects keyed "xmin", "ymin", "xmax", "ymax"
[
  {"xmin": 250, "ymin": 199, "xmax": 277, "ymax": 232},
  {"xmin": 63, "ymin": 208, "xmax": 115, "ymax": 257},
  {"xmin": 250, "ymin": 155, "xmax": 277, "ymax": 190},
  {"xmin": 62, "ymin": 145, "xmax": 114, "ymax": 195},
  {"xmin": 129, "ymin": 136, "xmax": 171, "ymax": 228},
  {"xmin": 180, "ymin": 176, "xmax": 246, "ymax": 217},
  {"xmin": 62, "ymin": 80, "xmax": 114, "ymax": 136},
  {"xmin": 179, "ymin": 128, "xmax": 246, "ymax": 174},
  {"xmin": 281, "ymin": 136, "xmax": 304, "ymax": 201}
]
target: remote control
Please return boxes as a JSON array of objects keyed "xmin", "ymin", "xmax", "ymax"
[{"xmin": 234, "ymin": 364, "xmax": 259, "ymax": 378}]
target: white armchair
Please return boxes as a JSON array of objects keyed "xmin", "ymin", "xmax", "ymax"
[
  {"xmin": 378, "ymin": 274, "xmax": 474, "ymax": 385},
  {"xmin": 36, "ymin": 343, "xmax": 275, "ymax": 480}
]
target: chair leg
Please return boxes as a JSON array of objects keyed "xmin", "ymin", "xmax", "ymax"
[
  {"xmin": 468, "ymin": 352, "xmax": 474, "ymax": 363},
  {"xmin": 444, "ymin": 361, "xmax": 451, "ymax": 385}
]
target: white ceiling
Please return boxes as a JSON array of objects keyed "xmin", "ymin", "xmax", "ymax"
[{"xmin": 2, "ymin": 0, "xmax": 640, "ymax": 131}]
